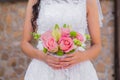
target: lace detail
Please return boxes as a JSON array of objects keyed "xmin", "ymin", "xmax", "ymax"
[
  {"xmin": 37, "ymin": 0, "xmax": 87, "ymax": 34},
  {"xmin": 41, "ymin": 0, "xmax": 82, "ymax": 4}
]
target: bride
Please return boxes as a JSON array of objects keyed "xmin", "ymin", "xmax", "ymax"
[{"xmin": 21, "ymin": 0, "xmax": 104, "ymax": 80}]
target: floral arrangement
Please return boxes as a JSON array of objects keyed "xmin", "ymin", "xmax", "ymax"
[{"xmin": 32, "ymin": 24, "xmax": 90, "ymax": 56}]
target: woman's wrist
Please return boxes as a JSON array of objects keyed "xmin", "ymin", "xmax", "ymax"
[
  {"xmin": 78, "ymin": 50, "xmax": 90, "ymax": 61},
  {"xmin": 82, "ymin": 50, "xmax": 94, "ymax": 61},
  {"xmin": 34, "ymin": 49, "xmax": 46, "ymax": 61}
]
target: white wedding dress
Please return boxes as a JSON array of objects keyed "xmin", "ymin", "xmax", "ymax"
[{"xmin": 24, "ymin": 0, "xmax": 103, "ymax": 80}]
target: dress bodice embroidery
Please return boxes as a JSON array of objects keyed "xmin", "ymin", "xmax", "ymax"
[{"xmin": 36, "ymin": 0, "xmax": 88, "ymax": 34}]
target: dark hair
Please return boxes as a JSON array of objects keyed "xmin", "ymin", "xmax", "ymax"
[{"xmin": 31, "ymin": 0, "xmax": 41, "ymax": 32}]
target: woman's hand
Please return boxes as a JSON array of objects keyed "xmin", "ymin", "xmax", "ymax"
[
  {"xmin": 43, "ymin": 54, "xmax": 61, "ymax": 69},
  {"xmin": 59, "ymin": 51, "xmax": 89, "ymax": 69},
  {"xmin": 37, "ymin": 51, "xmax": 62, "ymax": 69}
]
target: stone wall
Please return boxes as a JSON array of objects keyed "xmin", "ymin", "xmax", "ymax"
[{"xmin": 0, "ymin": 0, "xmax": 115, "ymax": 80}]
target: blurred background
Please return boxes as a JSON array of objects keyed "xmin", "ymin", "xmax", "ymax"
[{"xmin": 0, "ymin": 0, "xmax": 118, "ymax": 80}]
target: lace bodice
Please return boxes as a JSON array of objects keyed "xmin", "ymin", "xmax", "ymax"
[{"xmin": 36, "ymin": 0, "xmax": 88, "ymax": 34}]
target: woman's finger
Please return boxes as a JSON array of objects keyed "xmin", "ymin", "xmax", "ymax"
[
  {"xmin": 60, "ymin": 59, "xmax": 76, "ymax": 67},
  {"xmin": 62, "ymin": 64, "xmax": 74, "ymax": 69},
  {"xmin": 48, "ymin": 63, "xmax": 62, "ymax": 69},
  {"xmin": 47, "ymin": 59, "xmax": 60, "ymax": 65},
  {"xmin": 48, "ymin": 55, "xmax": 60, "ymax": 62},
  {"xmin": 62, "ymin": 60, "xmax": 78, "ymax": 69},
  {"xmin": 60, "ymin": 57, "xmax": 75, "ymax": 62}
]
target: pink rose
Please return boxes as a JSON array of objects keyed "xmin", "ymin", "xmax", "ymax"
[
  {"xmin": 44, "ymin": 37, "xmax": 58, "ymax": 52},
  {"xmin": 40, "ymin": 30, "xmax": 52, "ymax": 42},
  {"xmin": 61, "ymin": 28, "xmax": 70, "ymax": 37},
  {"xmin": 58, "ymin": 37, "xmax": 74, "ymax": 53},
  {"xmin": 76, "ymin": 33, "xmax": 85, "ymax": 43},
  {"xmin": 41, "ymin": 30, "xmax": 58, "ymax": 52}
]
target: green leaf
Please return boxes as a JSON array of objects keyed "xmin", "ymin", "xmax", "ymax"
[
  {"xmin": 43, "ymin": 47, "xmax": 48, "ymax": 53},
  {"xmin": 54, "ymin": 24, "xmax": 60, "ymax": 29},
  {"xmin": 63, "ymin": 24, "xmax": 67, "ymax": 28},
  {"xmin": 70, "ymin": 31, "xmax": 77, "ymax": 37},
  {"xmin": 85, "ymin": 34, "xmax": 91, "ymax": 40},
  {"xmin": 73, "ymin": 39, "xmax": 82, "ymax": 46},
  {"xmin": 77, "ymin": 42, "xmax": 82, "ymax": 46},
  {"xmin": 66, "ymin": 49, "xmax": 75, "ymax": 54},
  {"xmin": 73, "ymin": 38, "xmax": 78, "ymax": 44},
  {"xmin": 69, "ymin": 49, "xmax": 75, "ymax": 53},
  {"xmin": 34, "ymin": 36, "xmax": 38, "ymax": 40},
  {"xmin": 31, "ymin": 32, "xmax": 41, "ymax": 40},
  {"xmin": 56, "ymin": 50, "xmax": 64, "ymax": 56}
]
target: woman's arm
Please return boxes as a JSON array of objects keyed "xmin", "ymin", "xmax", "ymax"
[
  {"xmin": 59, "ymin": 0, "xmax": 102, "ymax": 69},
  {"xmin": 84, "ymin": 0, "xmax": 102, "ymax": 60},
  {"xmin": 21, "ymin": 0, "xmax": 61, "ymax": 69},
  {"xmin": 21, "ymin": 0, "xmax": 44, "ymax": 60}
]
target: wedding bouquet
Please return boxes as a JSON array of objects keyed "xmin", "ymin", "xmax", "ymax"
[{"xmin": 32, "ymin": 24, "xmax": 90, "ymax": 56}]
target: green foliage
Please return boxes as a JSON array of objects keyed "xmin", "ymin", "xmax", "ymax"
[
  {"xmin": 70, "ymin": 31, "xmax": 77, "ymax": 37},
  {"xmin": 85, "ymin": 34, "xmax": 91, "ymax": 40},
  {"xmin": 31, "ymin": 32, "xmax": 41, "ymax": 40},
  {"xmin": 43, "ymin": 47, "xmax": 48, "ymax": 53},
  {"xmin": 54, "ymin": 24, "xmax": 60, "ymax": 29},
  {"xmin": 63, "ymin": 24, "xmax": 67, "ymax": 28},
  {"xmin": 73, "ymin": 38, "xmax": 82, "ymax": 46},
  {"xmin": 56, "ymin": 50, "xmax": 64, "ymax": 56},
  {"xmin": 66, "ymin": 49, "xmax": 75, "ymax": 54}
]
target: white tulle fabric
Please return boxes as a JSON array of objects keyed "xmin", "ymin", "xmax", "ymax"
[{"xmin": 24, "ymin": 0, "xmax": 103, "ymax": 80}]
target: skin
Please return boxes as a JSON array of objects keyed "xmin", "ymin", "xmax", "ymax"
[{"xmin": 21, "ymin": 0, "xmax": 102, "ymax": 70}]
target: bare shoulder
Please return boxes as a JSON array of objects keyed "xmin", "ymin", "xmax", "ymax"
[
  {"xmin": 87, "ymin": 0, "xmax": 97, "ymax": 5},
  {"xmin": 87, "ymin": 0, "xmax": 98, "ymax": 9},
  {"xmin": 87, "ymin": 0, "xmax": 98, "ymax": 13}
]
